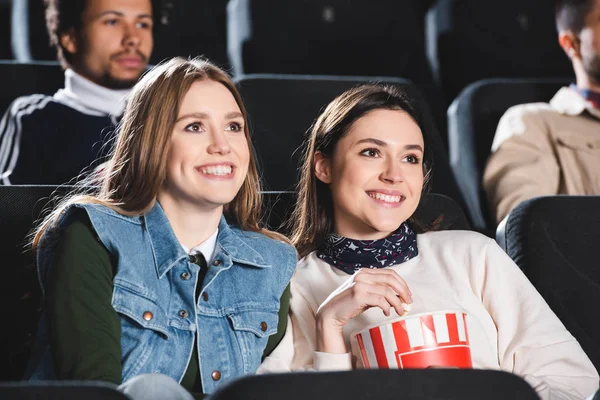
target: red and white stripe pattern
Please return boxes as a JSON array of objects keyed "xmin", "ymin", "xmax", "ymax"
[{"xmin": 355, "ymin": 312, "xmax": 472, "ymax": 369}]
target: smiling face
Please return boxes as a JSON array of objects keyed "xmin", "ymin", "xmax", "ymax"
[
  {"xmin": 315, "ymin": 109, "xmax": 425, "ymax": 240},
  {"xmin": 158, "ymin": 79, "xmax": 250, "ymax": 213}
]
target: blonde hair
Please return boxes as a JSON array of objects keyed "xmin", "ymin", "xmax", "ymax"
[{"xmin": 33, "ymin": 57, "xmax": 281, "ymax": 249}]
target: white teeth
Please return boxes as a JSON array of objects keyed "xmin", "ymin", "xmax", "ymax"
[
  {"xmin": 369, "ymin": 192, "xmax": 403, "ymax": 203},
  {"xmin": 200, "ymin": 165, "xmax": 232, "ymax": 175}
]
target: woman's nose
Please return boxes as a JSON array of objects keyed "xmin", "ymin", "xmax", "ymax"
[
  {"xmin": 207, "ymin": 131, "xmax": 231, "ymax": 155},
  {"xmin": 381, "ymin": 160, "xmax": 404, "ymax": 183}
]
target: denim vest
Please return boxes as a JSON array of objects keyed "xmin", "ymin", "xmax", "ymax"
[{"xmin": 28, "ymin": 202, "xmax": 297, "ymax": 393}]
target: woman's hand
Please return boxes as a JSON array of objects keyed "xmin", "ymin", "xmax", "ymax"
[{"xmin": 315, "ymin": 268, "xmax": 412, "ymax": 353}]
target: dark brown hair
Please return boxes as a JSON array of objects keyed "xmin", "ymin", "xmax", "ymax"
[{"xmin": 291, "ymin": 84, "xmax": 433, "ymax": 258}]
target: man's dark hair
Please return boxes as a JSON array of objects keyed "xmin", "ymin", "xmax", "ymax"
[
  {"xmin": 44, "ymin": 0, "xmax": 169, "ymax": 68},
  {"xmin": 555, "ymin": 0, "xmax": 595, "ymax": 34}
]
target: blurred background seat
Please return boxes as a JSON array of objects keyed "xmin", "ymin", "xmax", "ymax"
[
  {"xmin": 235, "ymin": 73, "xmax": 465, "ymax": 213},
  {"xmin": 0, "ymin": 61, "xmax": 63, "ymax": 113},
  {"xmin": 150, "ymin": 0, "xmax": 229, "ymax": 69},
  {"xmin": 227, "ymin": 0, "xmax": 447, "ymax": 135},
  {"xmin": 447, "ymin": 78, "xmax": 570, "ymax": 233},
  {"xmin": 427, "ymin": 0, "xmax": 573, "ymax": 104},
  {"xmin": 496, "ymin": 195, "xmax": 600, "ymax": 371},
  {"xmin": 0, "ymin": 184, "xmax": 70, "ymax": 380}
]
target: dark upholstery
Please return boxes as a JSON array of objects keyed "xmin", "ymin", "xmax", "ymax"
[
  {"xmin": 0, "ymin": 381, "xmax": 128, "ymax": 399},
  {"xmin": 235, "ymin": 74, "xmax": 465, "ymax": 213},
  {"xmin": 0, "ymin": 1, "xmax": 10, "ymax": 59},
  {"xmin": 227, "ymin": 1, "xmax": 447, "ymax": 134},
  {"xmin": 150, "ymin": 0, "xmax": 229, "ymax": 69},
  {"xmin": 0, "ymin": 185, "xmax": 67, "ymax": 381},
  {"xmin": 497, "ymin": 196, "xmax": 600, "ymax": 371},
  {"xmin": 228, "ymin": 0, "xmax": 432, "ymax": 80},
  {"xmin": 0, "ymin": 61, "xmax": 63, "ymax": 115},
  {"xmin": 427, "ymin": 0, "xmax": 574, "ymax": 103},
  {"xmin": 447, "ymin": 78, "xmax": 570, "ymax": 233},
  {"xmin": 211, "ymin": 369, "xmax": 539, "ymax": 400},
  {"xmin": 414, "ymin": 193, "xmax": 470, "ymax": 232}
]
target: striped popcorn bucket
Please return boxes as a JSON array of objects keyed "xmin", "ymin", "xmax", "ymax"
[{"xmin": 353, "ymin": 311, "xmax": 472, "ymax": 369}]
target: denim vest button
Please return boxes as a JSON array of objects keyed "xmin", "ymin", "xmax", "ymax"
[
  {"xmin": 178, "ymin": 309, "xmax": 188, "ymax": 319},
  {"xmin": 260, "ymin": 321, "xmax": 268, "ymax": 332},
  {"xmin": 211, "ymin": 370, "xmax": 221, "ymax": 381},
  {"xmin": 143, "ymin": 311, "xmax": 153, "ymax": 321},
  {"xmin": 181, "ymin": 272, "xmax": 191, "ymax": 280},
  {"xmin": 212, "ymin": 259, "xmax": 221, "ymax": 266},
  {"xmin": 202, "ymin": 292, "xmax": 209, "ymax": 302},
  {"xmin": 189, "ymin": 254, "xmax": 199, "ymax": 264}
]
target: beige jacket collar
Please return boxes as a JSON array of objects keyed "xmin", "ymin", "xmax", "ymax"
[{"xmin": 550, "ymin": 86, "xmax": 600, "ymax": 120}]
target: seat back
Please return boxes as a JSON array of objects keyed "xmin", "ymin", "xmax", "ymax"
[
  {"xmin": 0, "ymin": 185, "xmax": 71, "ymax": 380},
  {"xmin": 447, "ymin": 78, "xmax": 569, "ymax": 232},
  {"xmin": 498, "ymin": 195, "xmax": 600, "ymax": 371},
  {"xmin": 235, "ymin": 74, "xmax": 465, "ymax": 211},
  {"xmin": 228, "ymin": 0, "xmax": 431, "ymax": 80},
  {"xmin": 150, "ymin": 0, "xmax": 229, "ymax": 68},
  {"xmin": 0, "ymin": 61, "xmax": 63, "ymax": 114},
  {"xmin": 227, "ymin": 0, "xmax": 448, "ymax": 133},
  {"xmin": 0, "ymin": 380, "xmax": 128, "ymax": 399},
  {"xmin": 427, "ymin": 0, "xmax": 573, "ymax": 102},
  {"xmin": 211, "ymin": 369, "xmax": 539, "ymax": 400}
]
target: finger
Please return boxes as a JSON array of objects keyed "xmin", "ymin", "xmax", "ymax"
[
  {"xmin": 364, "ymin": 284, "xmax": 409, "ymax": 316},
  {"xmin": 355, "ymin": 269, "xmax": 412, "ymax": 303},
  {"xmin": 360, "ymin": 292, "xmax": 392, "ymax": 316}
]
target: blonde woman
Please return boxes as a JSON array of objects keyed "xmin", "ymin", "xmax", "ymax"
[
  {"xmin": 26, "ymin": 58, "xmax": 296, "ymax": 399},
  {"xmin": 260, "ymin": 84, "xmax": 598, "ymax": 400}
]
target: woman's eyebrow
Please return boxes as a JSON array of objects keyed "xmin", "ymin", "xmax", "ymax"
[
  {"xmin": 355, "ymin": 138, "xmax": 387, "ymax": 146},
  {"xmin": 354, "ymin": 138, "xmax": 423, "ymax": 152},
  {"xmin": 175, "ymin": 111, "xmax": 243, "ymax": 123}
]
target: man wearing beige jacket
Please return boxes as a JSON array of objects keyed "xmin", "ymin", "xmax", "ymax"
[{"xmin": 484, "ymin": 0, "xmax": 600, "ymax": 223}]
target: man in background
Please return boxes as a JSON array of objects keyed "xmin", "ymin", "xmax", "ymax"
[
  {"xmin": 0, "ymin": 0, "xmax": 163, "ymax": 184},
  {"xmin": 484, "ymin": 0, "xmax": 600, "ymax": 223}
]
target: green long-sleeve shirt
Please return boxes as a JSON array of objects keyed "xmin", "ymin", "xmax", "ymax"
[{"xmin": 46, "ymin": 213, "xmax": 290, "ymax": 398}]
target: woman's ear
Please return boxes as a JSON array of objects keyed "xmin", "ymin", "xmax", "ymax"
[{"xmin": 314, "ymin": 151, "xmax": 332, "ymax": 184}]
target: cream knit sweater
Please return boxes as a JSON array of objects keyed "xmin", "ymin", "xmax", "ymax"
[{"xmin": 260, "ymin": 230, "xmax": 599, "ymax": 400}]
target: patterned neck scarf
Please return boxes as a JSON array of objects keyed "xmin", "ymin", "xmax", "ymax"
[
  {"xmin": 571, "ymin": 84, "xmax": 600, "ymax": 110},
  {"xmin": 317, "ymin": 222, "xmax": 418, "ymax": 274}
]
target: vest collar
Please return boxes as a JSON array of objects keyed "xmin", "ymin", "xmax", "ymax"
[{"xmin": 143, "ymin": 202, "xmax": 270, "ymax": 279}]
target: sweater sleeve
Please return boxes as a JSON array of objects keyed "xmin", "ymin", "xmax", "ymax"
[
  {"xmin": 480, "ymin": 240, "xmax": 599, "ymax": 400},
  {"xmin": 46, "ymin": 216, "xmax": 122, "ymax": 384},
  {"xmin": 257, "ymin": 280, "xmax": 352, "ymax": 373}
]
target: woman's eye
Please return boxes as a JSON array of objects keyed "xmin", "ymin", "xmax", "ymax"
[
  {"xmin": 359, "ymin": 148, "xmax": 380, "ymax": 158},
  {"xmin": 104, "ymin": 19, "xmax": 118, "ymax": 26},
  {"xmin": 403, "ymin": 154, "xmax": 420, "ymax": 164},
  {"xmin": 226, "ymin": 122, "xmax": 243, "ymax": 132},
  {"xmin": 184, "ymin": 123, "xmax": 203, "ymax": 132}
]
